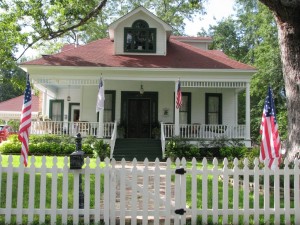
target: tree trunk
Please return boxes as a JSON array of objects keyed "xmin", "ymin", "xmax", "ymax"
[{"xmin": 259, "ymin": 0, "xmax": 300, "ymax": 160}]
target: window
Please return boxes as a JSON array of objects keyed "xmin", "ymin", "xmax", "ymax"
[
  {"xmin": 124, "ymin": 20, "xmax": 156, "ymax": 53},
  {"xmin": 49, "ymin": 100, "xmax": 64, "ymax": 121},
  {"xmin": 97, "ymin": 91, "xmax": 115, "ymax": 122},
  {"xmin": 205, "ymin": 93, "xmax": 222, "ymax": 124},
  {"xmin": 175, "ymin": 92, "xmax": 191, "ymax": 124}
]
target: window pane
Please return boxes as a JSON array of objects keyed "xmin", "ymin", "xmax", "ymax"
[
  {"xmin": 208, "ymin": 113, "xmax": 218, "ymax": 124},
  {"xmin": 104, "ymin": 94, "xmax": 112, "ymax": 109},
  {"xmin": 179, "ymin": 112, "xmax": 188, "ymax": 124},
  {"xmin": 180, "ymin": 96, "xmax": 188, "ymax": 111},
  {"xmin": 52, "ymin": 102, "xmax": 62, "ymax": 121},
  {"xmin": 206, "ymin": 94, "xmax": 221, "ymax": 124},
  {"xmin": 208, "ymin": 96, "xmax": 219, "ymax": 112},
  {"xmin": 104, "ymin": 93, "xmax": 112, "ymax": 122}
]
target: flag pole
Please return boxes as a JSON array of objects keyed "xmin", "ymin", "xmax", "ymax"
[
  {"xmin": 174, "ymin": 78, "xmax": 181, "ymax": 136},
  {"xmin": 96, "ymin": 75, "xmax": 105, "ymax": 138},
  {"xmin": 18, "ymin": 73, "xmax": 32, "ymax": 167}
]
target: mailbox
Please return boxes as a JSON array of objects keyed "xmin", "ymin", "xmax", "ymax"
[{"xmin": 70, "ymin": 133, "xmax": 84, "ymax": 169}]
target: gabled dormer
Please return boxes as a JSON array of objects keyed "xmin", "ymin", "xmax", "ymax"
[{"xmin": 109, "ymin": 6, "xmax": 172, "ymax": 56}]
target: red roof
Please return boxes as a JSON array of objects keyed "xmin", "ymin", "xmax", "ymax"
[
  {"xmin": 22, "ymin": 38, "xmax": 255, "ymax": 70},
  {"xmin": 0, "ymin": 95, "xmax": 39, "ymax": 112}
]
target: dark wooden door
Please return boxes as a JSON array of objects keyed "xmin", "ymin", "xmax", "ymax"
[{"xmin": 127, "ymin": 99, "xmax": 150, "ymax": 138}]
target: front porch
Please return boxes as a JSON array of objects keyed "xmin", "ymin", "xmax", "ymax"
[
  {"xmin": 30, "ymin": 121, "xmax": 247, "ymax": 158},
  {"xmin": 30, "ymin": 121, "xmax": 245, "ymax": 139}
]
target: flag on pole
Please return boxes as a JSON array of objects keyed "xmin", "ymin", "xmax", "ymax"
[
  {"xmin": 176, "ymin": 80, "xmax": 182, "ymax": 109},
  {"xmin": 260, "ymin": 86, "xmax": 281, "ymax": 169},
  {"xmin": 96, "ymin": 78, "xmax": 105, "ymax": 112},
  {"xmin": 18, "ymin": 74, "xmax": 32, "ymax": 167}
]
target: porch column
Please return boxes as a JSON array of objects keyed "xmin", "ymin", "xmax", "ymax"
[
  {"xmin": 42, "ymin": 89, "xmax": 47, "ymax": 116},
  {"xmin": 98, "ymin": 110, "xmax": 104, "ymax": 138},
  {"xmin": 97, "ymin": 79, "xmax": 105, "ymax": 138},
  {"xmin": 174, "ymin": 81, "xmax": 180, "ymax": 136},
  {"xmin": 245, "ymin": 82, "xmax": 251, "ymax": 145}
]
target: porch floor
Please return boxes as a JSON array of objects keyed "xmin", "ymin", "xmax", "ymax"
[{"xmin": 113, "ymin": 138, "xmax": 163, "ymax": 161}]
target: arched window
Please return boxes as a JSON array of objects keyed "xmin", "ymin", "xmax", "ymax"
[{"xmin": 124, "ymin": 20, "xmax": 156, "ymax": 53}]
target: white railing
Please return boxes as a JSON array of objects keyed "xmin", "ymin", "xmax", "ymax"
[
  {"xmin": 110, "ymin": 121, "xmax": 118, "ymax": 158},
  {"xmin": 0, "ymin": 156, "xmax": 299, "ymax": 225},
  {"xmin": 163, "ymin": 124, "xmax": 246, "ymax": 139},
  {"xmin": 30, "ymin": 121, "xmax": 115, "ymax": 138}
]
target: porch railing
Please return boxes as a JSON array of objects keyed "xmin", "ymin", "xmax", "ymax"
[
  {"xmin": 31, "ymin": 121, "xmax": 115, "ymax": 138},
  {"xmin": 110, "ymin": 121, "xmax": 118, "ymax": 158},
  {"xmin": 162, "ymin": 123, "xmax": 246, "ymax": 139}
]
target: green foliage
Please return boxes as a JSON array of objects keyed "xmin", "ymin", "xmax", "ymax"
[
  {"xmin": 0, "ymin": 141, "xmax": 21, "ymax": 154},
  {"xmin": 0, "ymin": 134, "xmax": 110, "ymax": 157},
  {"xmin": 7, "ymin": 119, "xmax": 20, "ymax": 132},
  {"xmin": 92, "ymin": 139, "xmax": 110, "ymax": 160},
  {"xmin": 165, "ymin": 137, "xmax": 200, "ymax": 160},
  {"xmin": 0, "ymin": 67, "xmax": 26, "ymax": 102},
  {"xmin": 220, "ymin": 146, "xmax": 248, "ymax": 161},
  {"xmin": 205, "ymin": 1, "xmax": 287, "ymax": 145}
]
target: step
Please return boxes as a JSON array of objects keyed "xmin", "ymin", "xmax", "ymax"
[{"xmin": 113, "ymin": 138, "xmax": 162, "ymax": 161}]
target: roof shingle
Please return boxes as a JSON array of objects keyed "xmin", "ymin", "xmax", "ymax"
[{"xmin": 22, "ymin": 38, "xmax": 255, "ymax": 70}]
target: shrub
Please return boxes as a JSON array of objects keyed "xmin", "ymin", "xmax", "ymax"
[
  {"xmin": 165, "ymin": 137, "xmax": 200, "ymax": 160},
  {"xmin": 92, "ymin": 139, "xmax": 110, "ymax": 160},
  {"xmin": 0, "ymin": 141, "xmax": 21, "ymax": 154},
  {"xmin": 0, "ymin": 134, "xmax": 109, "ymax": 156}
]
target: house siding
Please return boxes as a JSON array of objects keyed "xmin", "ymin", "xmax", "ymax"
[{"xmin": 53, "ymin": 81, "xmax": 237, "ymax": 127}]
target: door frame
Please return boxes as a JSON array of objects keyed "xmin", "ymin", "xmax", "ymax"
[
  {"xmin": 120, "ymin": 91, "xmax": 158, "ymax": 138},
  {"xmin": 68, "ymin": 103, "xmax": 80, "ymax": 122}
]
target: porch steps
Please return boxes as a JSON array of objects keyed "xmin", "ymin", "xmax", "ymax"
[{"xmin": 113, "ymin": 138, "xmax": 163, "ymax": 161}]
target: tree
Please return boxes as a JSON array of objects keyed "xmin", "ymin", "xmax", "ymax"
[
  {"xmin": 257, "ymin": 0, "xmax": 300, "ymax": 160},
  {"xmin": 0, "ymin": 67, "xmax": 26, "ymax": 102},
  {"xmin": 206, "ymin": 1, "xmax": 287, "ymax": 144},
  {"xmin": 0, "ymin": 0, "xmax": 108, "ymax": 69}
]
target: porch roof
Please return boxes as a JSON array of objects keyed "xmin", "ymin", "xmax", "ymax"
[{"xmin": 21, "ymin": 37, "xmax": 255, "ymax": 71}]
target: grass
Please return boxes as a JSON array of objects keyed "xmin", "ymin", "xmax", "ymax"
[{"xmin": 0, "ymin": 155, "xmax": 296, "ymax": 225}]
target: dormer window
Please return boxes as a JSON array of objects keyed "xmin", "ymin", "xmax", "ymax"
[{"xmin": 124, "ymin": 20, "xmax": 156, "ymax": 53}]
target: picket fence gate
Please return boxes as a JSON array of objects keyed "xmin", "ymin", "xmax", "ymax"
[{"xmin": 0, "ymin": 155, "xmax": 299, "ymax": 225}]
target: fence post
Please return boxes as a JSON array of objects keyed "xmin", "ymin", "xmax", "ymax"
[{"xmin": 104, "ymin": 157, "xmax": 110, "ymax": 224}]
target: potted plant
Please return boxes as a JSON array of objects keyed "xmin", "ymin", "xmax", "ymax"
[
  {"xmin": 151, "ymin": 125, "xmax": 161, "ymax": 139},
  {"xmin": 117, "ymin": 122, "xmax": 125, "ymax": 138}
]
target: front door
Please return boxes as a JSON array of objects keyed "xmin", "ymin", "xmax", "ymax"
[{"xmin": 127, "ymin": 99, "xmax": 150, "ymax": 138}]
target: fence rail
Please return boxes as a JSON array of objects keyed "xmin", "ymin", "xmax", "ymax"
[{"xmin": 0, "ymin": 155, "xmax": 299, "ymax": 225}]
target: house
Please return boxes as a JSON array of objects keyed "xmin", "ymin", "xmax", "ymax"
[
  {"xmin": 20, "ymin": 7, "xmax": 256, "ymax": 159},
  {"xmin": 0, "ymin": 95, "xmax": 40, "ymax": 124}
]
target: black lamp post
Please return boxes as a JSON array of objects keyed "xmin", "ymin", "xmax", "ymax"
[{"xmin": 70, "ymin": 133, "xmax": 84, "ymax": 209}]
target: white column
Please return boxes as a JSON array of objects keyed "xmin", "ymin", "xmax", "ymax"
[
  {"xmin": 42, "ymin": 89, "xmax": 47, "ymax": 116},
  {"xmin": 245, "ymin": 82, "xmax": 251, "ymax": 146},
  {"xmin": 174, "ymin": 81, "xmax": 180, "ymax": 136},
  {"xmin": 98, "ymin": 110, "xmax": 104, "ymax": 138}
]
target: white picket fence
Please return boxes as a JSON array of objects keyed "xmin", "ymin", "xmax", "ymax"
[{"xmin": 0, "ymin": 155, "xmax": 299, "ymax": 225}]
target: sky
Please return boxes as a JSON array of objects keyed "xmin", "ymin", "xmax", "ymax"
[{"xmin": 185, "ymin": 0, "xmax": 236, "ymax": 36}]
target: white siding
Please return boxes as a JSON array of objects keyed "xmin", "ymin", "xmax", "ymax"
[{"xmin": 75, "ymin": 81, "xmax": 237, "ymax": 126}]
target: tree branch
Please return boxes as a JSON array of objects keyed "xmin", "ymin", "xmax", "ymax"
[{"xmin": 16, "ymin": 0, "xmax": 108, "ymax": 61}]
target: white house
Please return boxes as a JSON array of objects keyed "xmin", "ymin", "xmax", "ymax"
[{"xmin": 20, "ymin": 7, "xmax": 256, "ymax": 158}]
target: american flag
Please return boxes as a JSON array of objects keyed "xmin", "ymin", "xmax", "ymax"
[
  {"xmin": 260, "ymin": 86, "xmax": 281, "ymax": 169},
  {"xmin": 176, "ymin": 80, "xmax": 182, "ymax": 109},
  {"xmin": 18, "ymin": 74, "xmax": 32, "ymax": 167},
  {"xmin": 96, "ymin": 78, "xmax": 105, "ymax": 112}
]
